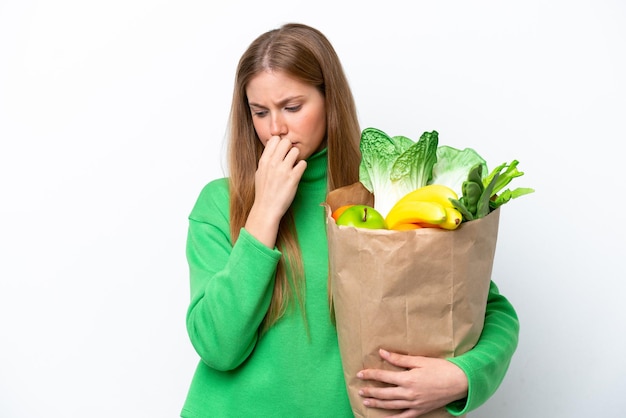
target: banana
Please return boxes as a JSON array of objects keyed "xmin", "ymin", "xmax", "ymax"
[
  {"xmin": 391, "ymin": 222, "xmax": 422, "ymax": 231},
  {"xmin": 385, "ymin": 200, "xmax": 447, "ymax": 230},
  {"xmin": 393, "ymin": 184, "xmax": 458, "ymax": 209},
  {"xmin": 386, "ymin": 185, "xmax": 464, "ymax": 231},
  {"xmin": 404, "ymin": 207, "xmax": 463, "ymax": 230},
  {"xmin": 439, "ymin": 207, "xmax": 463, "ymax": 230}
]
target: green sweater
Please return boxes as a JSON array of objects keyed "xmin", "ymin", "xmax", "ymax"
[{"xmin": 181, "ymin": 148, "xmax": 519, "ymax": 418}]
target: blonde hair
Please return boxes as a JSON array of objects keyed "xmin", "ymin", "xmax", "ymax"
[{"xmin": 227, "ymin": 23, "xmax": 361, "ymax": 332}]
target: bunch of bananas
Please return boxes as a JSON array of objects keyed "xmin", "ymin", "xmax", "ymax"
[{"xmin": 385, "ymin": 184, "xmax": 463, "ymax": 231}]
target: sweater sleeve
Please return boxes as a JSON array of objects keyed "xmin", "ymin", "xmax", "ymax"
[
  {"xmin": 445, "ymin": 281, "xmax": 520, "ymax": 416},
  {"xmin": 185, "ymin": 180, "xmax": 282, "ymax": 371}
]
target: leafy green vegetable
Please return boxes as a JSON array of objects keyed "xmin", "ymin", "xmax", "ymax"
[
  {"xmin": 484, "ymin": 160, "xmax": 535, "ymax": 210},
  {"xmin": 491, "ymin": 187, "xmax": 535, "ymax": 208},
  {"xmin": 431, "ymin": 145, "xmax": 488, "ymax": 197},
  {"xmin": 476, "ymin": 172, "xmax": 499, "ymax": 218},
  {"xmin": 358, "ymin": 127, "xmax": 534, "ymax": 221},
  {"xmin": 359, "ymin": 127, "xmax": 438, "ymax": 217},
  {"xmin": 359, "ymin": 128, "xmax": 413, "ymax": 217},
  {"xmin": 449, "ymin": 197, "xmax": 474, "ymax": 221},
  {"xmin": 451, "ymin": 161, "xmax": 535, "ymax": 221},
  {"xmin": 483, "ymin": 160, "xmax": 523, "ymax": 195},
  {"xmin": 390, "ymin": 130, "xmax": 439, "ymax": 195},
  {"xmin": 462, "ymin": 179, "xmax": 482, "ymax": 214}
]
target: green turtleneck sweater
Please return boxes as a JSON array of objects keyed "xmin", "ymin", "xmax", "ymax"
[{"xmin": 181, "ymin": 148, "xmax": 519, "ymax": 418}]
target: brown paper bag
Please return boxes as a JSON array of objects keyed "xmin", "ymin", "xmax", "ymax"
[{"xmin": 325, "ymin": 182, "xmax": 501, "ymax": 418}]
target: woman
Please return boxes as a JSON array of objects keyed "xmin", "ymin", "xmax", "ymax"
[{"xmin": 182, "ymin": 23, "xmax": 518, "ymax": 418}]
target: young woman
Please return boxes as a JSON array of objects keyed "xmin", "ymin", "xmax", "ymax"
[{"xmin": 181, "ymin": 23, "xmax": 519, "ymax": 418}]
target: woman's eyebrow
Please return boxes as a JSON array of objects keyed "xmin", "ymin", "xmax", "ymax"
[{"xmin": 248, "ymin": 95, "xmax": 306, "ymax": 108}]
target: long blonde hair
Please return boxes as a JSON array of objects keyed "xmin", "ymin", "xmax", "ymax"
[{"xmin": 227, "ymin": 23, "xmax": 361, "ymax": 332}]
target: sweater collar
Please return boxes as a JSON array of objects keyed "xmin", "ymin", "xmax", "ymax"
[{"xmin": 300, "ymin": 147, "xmax": 328, "ymax": 185}]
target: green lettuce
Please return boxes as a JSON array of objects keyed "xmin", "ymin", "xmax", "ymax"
[
  {"xmin": 431, "ymin": 145, "xmax": 488, "ymax": 197},
  {"xmin": 359, "ymin": 127, "xmax": 438, "ymax": 217},
  {"xmin": 358, "ymin": 127, "xmax": 533, "ymax": 220}
]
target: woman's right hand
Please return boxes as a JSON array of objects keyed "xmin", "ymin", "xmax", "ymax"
[{"xmin": 244, "ymin": 136, "xmax": 307, "ymax": 248}]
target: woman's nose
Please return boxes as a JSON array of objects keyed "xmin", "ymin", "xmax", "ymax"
[{"xmin": 269, "ymin": 113, "xmax": 287, "ymax": 137}]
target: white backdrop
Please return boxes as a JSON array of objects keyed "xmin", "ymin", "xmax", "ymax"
[{"xmin": 1, "ymin": 1, "xmax": 625, "ymax": 417}]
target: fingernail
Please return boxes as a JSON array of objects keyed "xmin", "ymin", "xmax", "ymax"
[
  {"xmin": 380, "ymin": 348, "xmax": 389, "ymax": 356},
  {"xmin": 356, "ymin": 371, "xmax": 363, "ymax": 379}
]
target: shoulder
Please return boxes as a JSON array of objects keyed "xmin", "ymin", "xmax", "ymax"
[
  {"xmin": 197, "ymin": 177, "xmax": 229, "ymax": 200},
  {"xmin": 189, "ymin": 177, "xmax": 230, "ymax": 222}
]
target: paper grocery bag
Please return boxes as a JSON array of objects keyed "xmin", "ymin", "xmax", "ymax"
[{"xmin": 324, "ymin": 182, "xmax": 500, "ymax": 418}]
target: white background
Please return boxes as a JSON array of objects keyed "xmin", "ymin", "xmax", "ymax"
[{"xmin": 1, "ymin": 1, "xmax": 625, "ymax": 417}]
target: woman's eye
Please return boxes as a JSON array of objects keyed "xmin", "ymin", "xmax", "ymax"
[
  {"xmin": 285, "ymin": 105, "xmax": 301, "ymax": 112},
  {"xmin": 253, "ymin": 110, "xmax": 268, "ymax": 117}
]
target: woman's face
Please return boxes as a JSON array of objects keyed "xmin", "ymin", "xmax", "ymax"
[{"xmin": 246, "ymin": 70, "xmax": 327, "ymax": 161}]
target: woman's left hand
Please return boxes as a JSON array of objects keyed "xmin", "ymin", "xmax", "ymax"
[{"xmin": 356, "ymin": 349, "xmax": 468, "ymax": 418}]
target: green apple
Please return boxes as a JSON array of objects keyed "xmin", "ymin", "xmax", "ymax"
[{"xmin": 336, "ymin": 204, "xmax": 387, "ymax": 229}]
